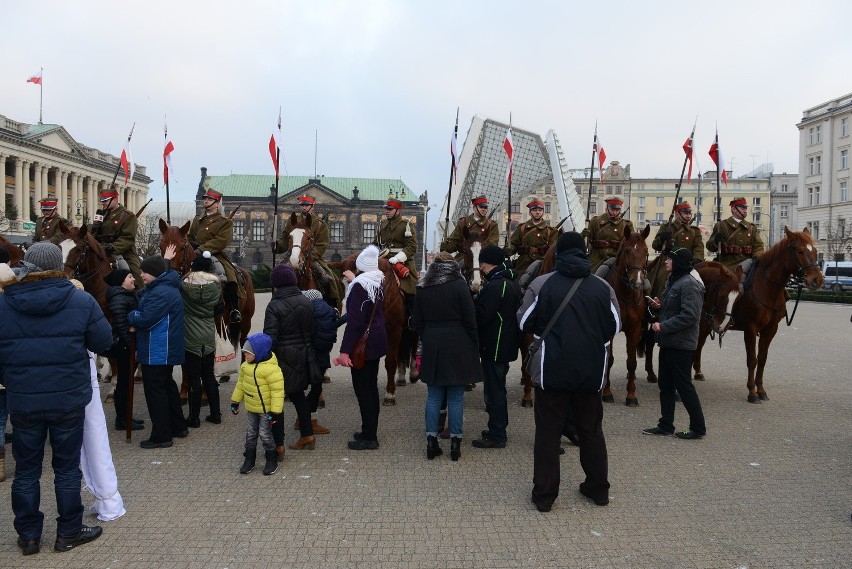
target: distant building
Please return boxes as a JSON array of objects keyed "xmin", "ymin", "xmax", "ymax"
[
  {"xmin": 1, "ymin": 113, "xmax": 151, "ymax": 235},
  {"xmin": 768, "ymin": 173, "xmax": 798, "ymax": 245}
]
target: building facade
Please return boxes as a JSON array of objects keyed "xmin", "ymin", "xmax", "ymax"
[
  {"xmin": 1, "ymin": 113, "xmax": 151, "ymax": 237},
  {"xmin": 767, "ymin": 172, "xmax": 799, "ymax": 246},
  {"xmin": 796, "ymin": 93, "xmax": 852, "ymax": 263}
]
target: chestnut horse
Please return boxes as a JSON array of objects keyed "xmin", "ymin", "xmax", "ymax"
[
  {"xmin": 158, "ymin": 219, "xmax": 256, "ymax": 351},
  {"xmin": 693, "ymin": 227, "xmax": 823, "ymax": 402},
  {"xmin": 458, "ymin": 224, "xmax": 486, "ymax": 293},
  {"xmin": 281, "ymin": 212, "xmax": 341, "ymax": 311},
  {"xmin": 59, "ymin": 223, "xmax": 112, "ymax": 313},
  {"xmin": 331, "ymin": 253, "xmax": 418, "ymax": 405},
  {"xmin": 0, "ymin": 235, "xmax": 25, "ymax": 266},
  {"xmin": 640, "ymin": 260, "xmax": 740, "ymax": 383}
]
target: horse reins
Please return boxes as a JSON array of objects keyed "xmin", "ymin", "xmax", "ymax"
[{"xmin": 66, "ymin": 240, "xmax": 108, "ymax": 285}]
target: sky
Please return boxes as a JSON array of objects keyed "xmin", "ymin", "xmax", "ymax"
[{"xmin": 4, "ymin": 0, "xmax": 852, "ymax": 245}]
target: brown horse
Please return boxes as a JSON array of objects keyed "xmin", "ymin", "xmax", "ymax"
[
  {"xmin": 640, "ymin": 260, "xmax": 740, "ymax": 383},
  {"xmin": 158, "ymin": 219, "xmax": 256, "ymax": 350},
  {"xmin": 331, "ymin": 253, "xmax": 418, "ymax": 405},
  {"xmin": 281, "ymin": 212, "xmax": 341, "ymax": 311},
  {"xmin": 59, "ymin": 222, "xmax": 112, "ymax": 313},
  {"xmin": 458, "ymin": 224, "xmax": 486, "ymax": 293},
  {"xmin": 0, "ymin": 235, "xmax": 25, "ymax": 266},
  {"xmin": 693, "ymin": 227, "xmax": 823, "ymax": 402}
]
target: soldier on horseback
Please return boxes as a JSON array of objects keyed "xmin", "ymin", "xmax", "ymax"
[
  {"xmin": 706, "ymin": 197, "xmax": 764, "ymax": 273},
  {"xmin": 93, "ymin": 188, "xmax": 142, "ymax": 289},
  {"xmin": 583, "ymin": 195, "xmax": 635, "ymax": 276},
  {"xmin": 374, "ymin": 197, "xmax": 418, "ymax": 324},
  {"xmin": 188, "ymin": 188, "xmax": 243, "ymax": 323},
  {"xmin": 649, "ymin": 201, "xmax": 704, "ymax": 296},
  {"xmin": 440, "ymin": 195, "xmax": 500, "ymax": 259},
  {"xmin": 272, "ymin": 195, "xmax": 343, "ymax": 307},
  {"xmin": 33, "ymin": 197, "xmax": 68, "ymax": 244},
  {"xmin": 505, "ymin": 199, "xmax": 557, "ymax": 288}
]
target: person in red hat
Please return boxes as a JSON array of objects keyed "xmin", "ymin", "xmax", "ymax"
[
  {"xmin": 706, "ymin": 197, "xmax": 764, "ymax": 271},
  {"xmin": 583, "ymin": 195, "xmax": 634, "ymax": 273},
  {"xmin": 506, "ymin": 198, "xmax": 558, "ymax": 277},
  {"xmin": 93, "ymin": 188, "xmax": 142, "ymax": 288},
  {"xmin": 33, "ymin": 197, "xmax": 68, "ymax": 244},
  {"xmin": 440, "ymin": 195, "xmax": 500, "ymax": 258},
  {"xmin": 187, "ymin": 188, "xmax": 244, "ymax": 322},
  {"xmin": 374, "ymin": 198, "xmax": 418, "ymax": 315},
  {"xmin": 272, "ymin": 195, "xmax": 343, "ymax": 305},
  {"xmin": 649, "ymin": 201, "xmax": 704, "ymax": 297}
]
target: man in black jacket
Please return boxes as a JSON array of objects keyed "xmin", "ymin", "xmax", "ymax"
[
  {"xmin": 472, "ymin": 245, "xmax": 521, "ymax": 449},
  {"xmin": 518, "ymin": 232, "xmax": 620, "ymax": 512}
]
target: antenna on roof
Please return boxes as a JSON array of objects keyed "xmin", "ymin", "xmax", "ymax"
[{"xmin": 314, "ymin": 129, "xmax": 318, "ymax": 178}]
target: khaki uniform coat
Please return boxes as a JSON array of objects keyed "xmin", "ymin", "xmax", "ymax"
[
  {"xmin": 374, "ymin": 214, "xmax": 418, "ymax": 295},
  {"xmin": 649, "ymin": 220, "xmax": 704, "ymax": 296},
  {"xmin": 506, "ymin": 219, "xmax": 557, "ymax": 275},
  {"xmin": 587, "ymin": 214, "xmax": 635, "ymax": 272},
  {"xmin": 706, "ymin": 216, "xmax": 765, "ymax": 271},
  {"xmin": 34, "ymin": 214, "xmax": 68, "ymax": 244},
  {"xmin": 441, "ymin": 213, "xmax": 500, "ymax": 258},
  {"xmin": 188, "ymin": 211, "xmax": 240, "ymax": 292},
  {"xmin": 97, "ymin": 205, "xmax": 141, "ymax": 286}
]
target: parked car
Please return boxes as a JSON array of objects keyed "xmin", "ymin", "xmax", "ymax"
[{"xmin": 822, "ymin": 261, "xmax": 852, "ymax": 292}]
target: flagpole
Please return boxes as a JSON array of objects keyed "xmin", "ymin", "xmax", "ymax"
[
  {"xmin": 504, "ymin": 113, "xmax": 512, "ymax": 248},
  {"xmin": 272, "ymin": 108, "xmax": 281, "ymax": 268},
  {"xmin": 714, "ymin": 128, "xmax": 722, "ymax": 261},
  {"xmin": 39, "ymin": 67, "xmax": 43, "ymax": 124},
  {"xmin": 667, "ymin": 121, "xmax": 697, "ymax": 229},
  {"xmin": 585, "ymin": 125, "xmax": 598, "ymax": 248},
  {"xmin": 109, "ymin": 123, "xmax": 135, "ymax": 190},
  {"xmin": 164, "ymin": 117, "xmax": 171, "ymax": 225},
  {"xmin": 444, "ymin": 107, "xmax": 459, "ymax": 242}
]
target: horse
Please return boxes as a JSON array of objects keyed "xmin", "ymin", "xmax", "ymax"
[
  {"xmin": 458, "ymin": 224, "xmax": 485, "ymax": 293},
  {"xmin": 158, "ymin": 219, "xmax": 256, "ymax": 351},
  {"xmin": 58, "ymin": 222, "xmax": 112, "ymax": 313},
  {"xmin": 330, "ymin": 253, "xmax": 418, "ymax": 405},
  {"xmin": 692, "ymin": 227, "xmax": 823, "ymax": 403},
  {"xmin": 0, "ymin": 235, "xmax": 25, "ymax": 266},
  {"xmin": 640, "ymin": 260, "xmax": 740, "ymax": 383},
  {"xmin": 281, "ymin": 212, "xmax": 341, "ymax": 311}
]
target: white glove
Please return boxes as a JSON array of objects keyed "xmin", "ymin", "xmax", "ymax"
[{"xmin": 388, "ymin": 253, "xmax": 406, "ymax": 264}]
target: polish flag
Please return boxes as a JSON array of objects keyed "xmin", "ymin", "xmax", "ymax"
[
  {"xmin": 450, "ymin": 127, "xmax": 459, "ymax": 185},
  {"xmin": 27, "ymin": 70, "xmax": 42, "ymax": 85},
  {"xmin": 120, "ymin": 141, "xmax": 134, "ymax": 186},
  {"xmin": 683, "ymin": 133, "xmax": 694, "ymax": 182},
  {"xmin": 269, "ymin": 109, "xmax": 281, "ymax": 179},
  {"xmin": 163, "ymin": 132, "xmax": 175, "ymax": 185},
  {"xmin": 595, "ymin": 134, "xmax": 607, "ymax": 183},
  {"xmin": 503, "ymin": 127, "xmax": 514, "ymax": 187},
  {"xmin": 708, "ymin": 132, "xmax": 728, "ymax": 186}
]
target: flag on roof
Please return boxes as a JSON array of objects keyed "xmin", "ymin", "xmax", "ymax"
[{"xmin": 594, "ymin": 132, "xmax": 607, "ymax": 183}]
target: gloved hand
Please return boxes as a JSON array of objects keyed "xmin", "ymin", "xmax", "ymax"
[
  {"xmin": 581, "ymin": 228, "xmax": 590, "ymax": 239},
  {"xmin": 713, "ymin": 233, "xmax": 723, "ymax": 244},
  {"xmin": 189, "ymin": 240, "xmax": 199, "ymax": 249},
  {"xmin": 266, "ymin": 413, "xmax": 277, "ymax": 425},
  {"xmin": 230, "ymin": 402, "xmax": 239, "ymax": 415},
  {"xmin": 103, "ymin": 243, "xmax": 115, "ymax": 255},
  {"xmin": 388, "ymin": 254, "xmax": 401, "ymax": 265},
  {"xmin": 657, "ymin": 231, "xmax": 672, "ymax": 242}
]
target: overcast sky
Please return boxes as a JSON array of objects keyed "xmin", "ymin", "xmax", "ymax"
[{"xmin": 4, "ymin": 0, "xmax": 851, "ymax": 236}]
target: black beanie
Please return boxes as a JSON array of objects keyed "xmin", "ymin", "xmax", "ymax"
[
  {"xmin": 191, "ymin": 251, "xmax": 213, "ymax": 272},
  {"xmin": 670, "ymin": 247, "xmax": 694, "ymax": 274},
  {"xmin": 557, "ymin": 231, "xmax": 586, "ymax": 254},
  {"xmin": 103, "ymin": 268, "xmax": 131, "ymax": 287},
  {"xmin": 478, "ymin": 245, "xmax": 505, "ymax": 266},
  {"xmin": 140, "ymin": 255, "xmax": 167, "ymax": 277}
]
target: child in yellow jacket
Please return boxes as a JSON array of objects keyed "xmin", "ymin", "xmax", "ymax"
[{"xmin": 231, "ymin": 333, "xmax": 284, "ymax": 475}]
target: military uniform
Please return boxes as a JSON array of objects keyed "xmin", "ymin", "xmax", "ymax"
[
  {"xmin": 441, "ymin": 214, "xmax": 500, "ymax": 256},
  {"xmin": 188, "ymin": 210, "xmax": 243, "ymax": 294},
  {"xmin": 649, "ymin": 219, "xmax": 704, "ymax": 296},
  {"xmin": 506, "ymin": 219, "xmax": 557, "ymax": 276},
  {"xmin": 374, "ymin": 213, "xmax": 418, "ymax": 295},
  {"xmin": 273, "ymin": 212, "xmax": 342, "ymax": 302},
  {"xmin": 96, "ymin": 203, "xmax": 141, "ymax": 288},
  {"xmin": 706, "ymin": 216, "xmax": 764, "ymax": 272},
  {"xmin": 33, "ymin": 214, "xmax": 69, "ymax": 244},
  {"xmin": 587, "ymin": 214, "xmax": 635, "ymax": 273}
]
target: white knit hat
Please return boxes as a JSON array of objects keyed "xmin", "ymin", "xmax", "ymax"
[{"xmin": 356, "ymin": 245, "xmax": 380, "ymax": 273}]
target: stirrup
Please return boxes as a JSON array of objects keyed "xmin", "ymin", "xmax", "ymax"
[{"xmin": 229, "ymin": 309, "xmax": 242, "ymax": 324}]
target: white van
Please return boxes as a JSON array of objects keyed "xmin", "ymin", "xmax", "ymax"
[{"xmin": 822, "ymin": 261, "xmax": 852, "ymax": 291}]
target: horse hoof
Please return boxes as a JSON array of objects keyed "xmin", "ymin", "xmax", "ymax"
[
  {"xmin": 646, "ymin": 375, "xmax": 657, "ymax": 384},
  {"xmin": 396, "ymin": 379, "xmax": 407, "ymax": 387},
  {"xmin": 601, "ymin": 394, "xmax": 615, "ymax": 403},
  {"xmin": 694, "ymin": 373, "xmax": 705, "ymax": 381},
  {"xmin": 383, "ymin": 397, "xmax": 397, "ymax": 406},
  {"xmin": 465, "ymin": 384, "xmax": 475, "ymax": 392},
  {"xmin": 747, "ymin": 395, "xmax": 761, "ymax": 404},
  {"xmin": 519, "ymin": 378, "xmax": 526, "ymax": 385},
  {"xmin": 521, "ymin": 399, "xmax": 533, "ymax": 408},
  {"xmin": 758, "ymin": 393, "xmax": 769, "ymax": 401},
  {"xmin": 625, "ymin": 398, "xmax": 639, "ymax": 407},
  {"xmin": 318, "ymin": 399, "xmax": 326, "ymax": 409},
  {"xmin": 409, "ymin": 376, "xmax": 419, "ymax": 384},
  {"xmin": 219, "ymin": 375, "xmax": 230, "ymax": 383}
]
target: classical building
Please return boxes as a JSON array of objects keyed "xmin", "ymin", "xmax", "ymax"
[
  {"xmin": 1, "ymin": 113, "xmax": 151, "ymax": 238},
  {"xmin": 196, "ymin": 168, "xmax": 427, "ymax": 270},
  {"xmin": 768, "ymin": 172, "xmax": 799, "ymax": 245},
  {"xmin": 796, "ymin": 93, "xmax": 852, "ymax": 263}
]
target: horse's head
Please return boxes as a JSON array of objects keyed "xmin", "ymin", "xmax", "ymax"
[
  {"xmin": 159, "ymin": 218, "xmax": 194, "ymax": 274},
  {"xmin": 460, "ymin": 225, "xmax": 485, "ymax": 292},
  {"xmin": 615, "ymin": 224, "xmax": 650, "ymax": 292},
  {"xmin": 784, "ymin": 226, "xmax": 824, "ymax": 291},
  {"xmin": 287, "ymin": 212, "xmax": 315, "ymax": 270},
  {"xmin": 61, "ymin": 224, "xmax": 108, "ymax": 285},
  {"xmin": 0, "ymin": 234, "xmax": 24, "ymax": 266},
  {"xmin": 695, "ymin": 261, "xmax": 739, "ymax": 334}
]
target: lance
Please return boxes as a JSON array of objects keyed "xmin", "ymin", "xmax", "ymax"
[
  {"xmin": 714, "ymin": 128, "xmax": 722, "ymax": 260},
  {"xmin": 135, "ymin": 198, "xmax": 153, "ymax": 218},
  {"xmin": 585, "ymin": 125, "xmax": 599, "ymax": 248},
  {"xmin": 444, "ymin": 107, "xmax": 459, "ymax": 242},
  {"xmin": 504, "ymin": 113, "xmax": 513, "ymax": 248},
  {"xmin": 228, "ymin": 204, "xmax": 242, "ymax": 220},
  {"xmin": 272, "ymin": 108, "xmax": 282, "ymax": 268},
  {"xmin": 554, "ymin": 216, "xmax": 569, "ymax": 230},
  {"xmin": 109, "ymin": 123, "xmax": 135, "ymax": 190},
  {"xmin": 164, "ymin": 117, "xmax": 171, "ymax": 225}
]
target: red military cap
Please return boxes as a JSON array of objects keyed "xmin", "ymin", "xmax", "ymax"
[
  {"xmin": 99, "ymin": 189, "xmax": 120, "ymax": 202},
  {"xmin": 471, "ymin": 195, "xmax": 489, "ymax": 206},
  {"xmin": 604, "ymin": 196, "xmax": 624, "ymax": 206},
  {"xmin": 39, "ymin": 198, "xmax": 58, "ymax": 210},
  {"xmin": 527, "ymin": 199, "xmax": 545, "ymax": 209},
  {"xmin": 204, "ymin": 188, "xmax": 223, "ymax": 201},
  {"xmin": 385, "ymin": 199, "xmax": 403, "ymax": 210},
  {"xmin": 297, "ymin": 195, "xmax": 316, "ymax": 205},
  {"xmin": 674, "ymin": 201, "xmax": 692, "ymax": 212},
  {"xmin": 729, "ymin": 197, "xmax": 748, "ymax": 207}
]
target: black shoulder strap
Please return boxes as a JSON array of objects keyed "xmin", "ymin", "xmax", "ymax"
[{"xmin": 538, "ymin": 277, "xmax": 584, "ymax": 341}]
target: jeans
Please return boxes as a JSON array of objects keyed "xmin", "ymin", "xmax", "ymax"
[
  {"xmin": 245, "ymin": 411, "xmax": 275, "ymax": 452},
  {"xmin": 182, "ymin": 351, "xmax": 221, "ymax": 421},
  {"xmin": 481, "ymin": 360, "xmax": 510, "ymax": 442},
  {"xmin": 11, "ymin": 407, "xmax": 86, "ymax": 540},
  {"xmin": 657, "ymin": 347, "xmax": 706, "ymax": 435},
  {"xmin": 425, "ymin": 384, "xmax": 464, "ymax": 437},
  {"xmin": 141, "ymin": 365, "xmax": 186, "ymax": 442},
  {"xmin": 351, "ymin": 359, "xmax": 381, "ymax": 441}
]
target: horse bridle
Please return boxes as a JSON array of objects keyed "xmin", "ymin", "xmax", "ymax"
[
  {"xmin": 65, "ymin": 239, "xmax": 108, "ymax": 285},
  {"xmin": 615, "ymin": 242, "xmax": 648, "ymax": 299},
  {"xmin": 289, "ymin": 231, "xmax": 316, "ymax": 276}
]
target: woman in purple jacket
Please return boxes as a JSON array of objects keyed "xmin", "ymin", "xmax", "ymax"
[{"xmin": 333, "ymin": 246, "xmax": 388, "ymax": 450}]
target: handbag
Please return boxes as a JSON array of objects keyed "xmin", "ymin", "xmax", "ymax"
[
  {"xmin": 350, "ymin": 299, "xmax": 378, "ymax": 370},
  {"xmin": 525, "ymin": 277, "xmax": 585, "ymax": 384},
  {"xmin": 305, "ymin": 345, "xmax": 324, "ymax": 385}
]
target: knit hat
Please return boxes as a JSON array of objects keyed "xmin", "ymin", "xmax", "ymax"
[
  {"xmin": 191, "ymin": 250, "xmax": 213, "ymax": 272},
  {"xmin": 670, "ymin": 247, "xmax": 694, "ymax": 274},
  {"xmin": 140, "ymin": 255, "xmax": 167, "ymax": 277},
  {"xmin": 557, "ymin": 231, "xmax": 586, "ymax": 254},
  {"xmin": 270, "ymin": 263, "xmax": 297, "ymax": 288},
  {"xmin": 302, "ymin": 289, "xmax": 323, "ymax": 301},
  {"xmin": 356, "ymin": 245, "xmax": 380, "ymax": 272},
  {"xmin": 104, "ymin": 268, "xmax": 131, "ymax": 287},
  {"xmin": 23, "ymin": 241, "xmax": 63, "ymax": 271},
  {"xmin": 242, "ymin": 337, "xmax": 256, "ymax": 356},
  {"xmin": 479, "ymin": 245, "xmax": 505, "ymax": 266}
]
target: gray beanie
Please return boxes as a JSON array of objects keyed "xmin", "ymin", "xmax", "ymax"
[
  {"xmin": 140, "ymin": 255, "xmax": 167, "ymax": 277},
  {"xmin": 23, "ymin": 242, "xmax": 63, "ymax": 271}
]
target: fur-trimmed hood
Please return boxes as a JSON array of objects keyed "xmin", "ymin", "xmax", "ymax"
[
  {"xmin": 184, "ymin": 270, "xmax": 220, "ymax": 285},
  {"xmin": 418, "ymin": 260, "xmax": 462, "ymax": 288},
  {"xmin": 1, "ymin": 270, "xmax": 75, "ymax": 316}
]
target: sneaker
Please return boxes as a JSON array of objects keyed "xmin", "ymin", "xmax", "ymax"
[
  {"xmin": 642, "ymin": 426, "xmax": 672, "ymax": 436},
  {"xmin": 674, "ymin": 428, "xmax": 704, "ymax": 440},
  {"xmin": 17, "ymin": 537, "xmax": 40, "ymax": 555},
  {"xmin": 139, "ymin": 439, "xmax": 173, "ymax": 449},
  {"xmin": 531, "ymin": 493, "xmax": 552, "ymax": 513},
  {"xmin": 471, "ymin": 436, "xmax": 506, "ymax": 449},
  {"xmin": 173, "ymin": 428, "xmax": 189, "ymax": 438},
  {"xmin": 347, "ymin": 439, "xmax": 379, "ymax": 450},
  {"xmin": 579, "ymin": 483, "xmax": 609, "ymax": 506},
  {"xmin": 54, "ymin": 525, "xmax": 103, "ymax": 552}
]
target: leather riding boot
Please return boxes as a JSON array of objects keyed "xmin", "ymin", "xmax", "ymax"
[
  {"xmin": 240, "ymin": 449, "xmax": 257, "ymax": 474},
  {"xmin": 450, "ymin": 437, "xmax": 462, "ymax": 461},
  {"xmin": 311, "ymin": 418, "xmax": 330, "ymax": 435},
  {"xmin": 289, "ymin": 435, "xmax": 316, "ymax": 450},
  {"xmin": 225, "ymin": 283, "xmax": 241, "ymax": 324},
  {"xmin": 276, "ymin": 445, "xmax": 286, "ymax": 462},
  {"xmin": 426, "ymin": 435, "xmax": 443, "ymax": 460}
]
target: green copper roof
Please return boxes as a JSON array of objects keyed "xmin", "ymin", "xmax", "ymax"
[
  {"xmin": 24, "ymin": 123, "xmax": 61, "ymax": 138},
  {"xmin": 205, "ymin": 175, "xmax": 417, "ymax": 201}
]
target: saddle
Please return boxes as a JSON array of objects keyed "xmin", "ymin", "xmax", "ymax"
[
  {"xmin": 739, "ymin": 258, "xmax": 757, "ymax": 293},
  {"xmin": 595, "ymin": 257, "xmax": 616, "ymax": 280},
  {"xmin": 518, "ymin": 259, "xmax": 542, "ymax": 290}
]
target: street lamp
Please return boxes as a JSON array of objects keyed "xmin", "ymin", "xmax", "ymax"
[{"xmin": 74, "ymin": 199, "xmax": 87, "ymax": 224}]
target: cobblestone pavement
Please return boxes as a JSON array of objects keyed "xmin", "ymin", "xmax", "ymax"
[{"xmin": 1, "ymin": 296, "xmax": 850, "ymax": 568}]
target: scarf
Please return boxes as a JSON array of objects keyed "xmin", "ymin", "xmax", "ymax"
[
  {"xmin": 418, "ymin": 260, "xmax": 462, "ymax": 288},
  {"xmin": 345, "ymin": 269, "xmax": 384, "ymax": 308}
]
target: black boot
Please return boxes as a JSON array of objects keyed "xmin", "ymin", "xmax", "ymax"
[
  {"xmin": 262, "ymin": 449, "xmax": 279, "ymax": 475},
  {"xmin": 426, "ymin": 435, "xmax": 443, "ymax": 460},
  {"xmin": 450, "ymin": 437, "xmax": 461, "ymax": 461},
  {"xmin": 225, "ymin": 283, "xmax": 241, "ymax": 324},
  {"xmin": 240, "ymin": 449, "xmax": 256, "ymax": 474}
]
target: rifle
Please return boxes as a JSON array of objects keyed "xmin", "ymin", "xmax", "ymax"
[
  {"xmin": 619, "ymin": 206, "xmax": 630, "ymax": 219},
  {"xmin": 554, "ymin": 216, "xmax": 569, "ymax": 230},
  {"xmin": 228, "ymin": 204, "xmax": 242, "ymax": 220},
  {"xmin": 135, "ymin": 198, "xmax": 153, "ymax": 218}
]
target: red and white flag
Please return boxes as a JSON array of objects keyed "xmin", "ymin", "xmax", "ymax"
[
  {"xmin": 269, "ymin": 109, "xmax": 281, "ymax": 179},
  {"xmin": 26, "ymin": 70, "xmax": 42, "ymax": 85},
  {"xmin": 503, "ymin": 127, "xmax": 514, "ymax": 187},
  {"xmin": 594, "ymin": 133, "xmax": 607, "ymax": 183},
  {"xmin": 163, "ymin": 129, "xmax": 175, "ymax": 185},
  {"xmin": 708, "ymin": 131, "xmax": 727, "ymax": 186},
  {"xmin": 683, "ymin": 132, "xmax": 694, "ymax": 182},
  {"xmin": 120, "ymin": 140, "xmax": 134, "ymax": 186},
  {"xmin": 450, "ymin": 127, "xmax": 459, "ymax": 185}
]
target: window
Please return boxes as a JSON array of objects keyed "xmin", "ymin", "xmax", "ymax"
[
  {"xmin": 511, "ymin": 202, "xmax": 520, "ymax": 214},
  {"xmin": 252, "ymin": 251, "xmax": 263, "ymax": 269},
  {"xmin": 251, "ymin": 220, "xmax": 265, "ymax": 242},
  {"xmin": 655, "ymin": 213, "xmax": 664, "ymax": 222},
  {"xmin": 809, "ymin": 127, "xmax": 815, "ymax": 145},
  {"xmin": 695, "ymin": 196, "xmax": 703, "ymax": 207},
  {"xmin": 636, "ymin": 212, "xmax": 645, "ymax": 223},
  {"xmin": 638, "ymin": 197, "xmax": 645, "ymax": 206},
  {"xmin": 606, "ymin": 185, "xmax": 613, "ymax": 194},
  {"xmin": 841, "ymin": 181, "xmax": 848, "ymax": 201},
  {"xmin": 362, "ymin": 222, "xmax": 376, "ymax": 244},
  {"xmin": 329, "ymin": 221, "xmax": 344, "ymax": 243},
  {"xmin": 656, "ymin": 197, "xmax": 664, "ymax": 206},
  {"xmin": 637, "ymin": 183, "xmax": 645, "ymax": 190},
  {"xmin": 544, "ymin": 185, "xmax": 552, "ymax": 195},
  {"xmin": 816, "ymin": 155, "xmax": 822, "ymax": 174},
  {"xmin": 615, "ymin": 185, "xmax": 622, "ymax": 195},
  {"xmin": 780, "ymin": 205, "xmax": 788, "ymax": 217},
  {"xmin": 808, "ymin": 186, "xmax": 821, "ymax": 206},
  {"xmin": 816, "ymin": 125, "xmax": 822, "ymax": 143},
  {"xmin": 843, "ymin": 117, "xmax": 849, "ymax": 138},
  {"xmin": 753, "ymin": 212, "xmax": 761, "ymax": 226},
  {"xmin": 590, "ymin": 202, "xmax": 597, "ymax": 214},
  {"xmin": 544, "ymin": 202, "xmax": 551, "ymax": 214},
  {"xmin": 233, "ymin": 220, "xmax": 244, "ymax": 240},
  {"xmin": 808, "ymin": 221, "xmax": 820, "ymax": 240},
  {"xmin": 842, "ymin": 150, "xmax": 849, "ymax": 170},
  {"xmin": 781, "ymin": 184, "xmax": 789, "ymax": 192},
  {"xmin": 753, "ymin": 197, "xmax": 761, "ymax": 206},
  {"xmin": 838, "ymin": 219, "xmax": 846, "ymax": 239},
  {"xmin": 809, "ymin": 157, "xmax": 814, "ymax": 175}
]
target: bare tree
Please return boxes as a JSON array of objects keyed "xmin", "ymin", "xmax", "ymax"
[
  {"xmin": 135, "ymin": 214, "xmax": 163, "ymax": 258},
  {"xmin": 822, "ymin": 218, "xmax": 852, "ymax": 290}
]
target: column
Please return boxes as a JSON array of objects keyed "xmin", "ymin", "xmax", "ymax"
[
  {"xmin": 0, "ymin": 155, "xmax": 6, "ymax": 210},
  {"xmin": 86, "ymin": 177, "xmax": 95, "ymax": 224},
  {"xmin": 33, "ymin": 163, "xmax": 42, "ymax": 205},
  {"xmin": 70, "ymin": 172, "xmax": 80, "ymax": 221},
  {"xmin": 41, "ymin": 166, "xmax": 49, "ymax": 201},
  {"xmin": 58, "ymin": 170, "xmax": 68, "ymax": 219},
  {"xmin": 22, "ymin": 161, "xmax": 32, "ymax": 223},
  {"xmin": 14, "ymin": 158, "xmax": 25, "ymax": 227}
]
